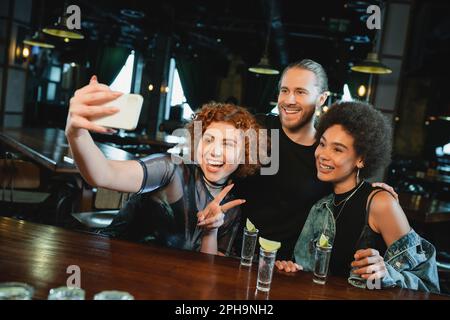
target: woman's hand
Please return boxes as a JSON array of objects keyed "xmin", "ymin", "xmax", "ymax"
[
  {"xmin": 65, "ymin": 75, "xmax": 122, "ymax": 138},
  {"xmin": 275, "ymin": 260, "xmax": 303, "ymax": 272},
  {"xmin": 351, "ymin": 248, "xmax": 387, "ymax": 281},
  {"xmin": 197, "ymin": 184, "xmax": 246, "ymax": 230}
]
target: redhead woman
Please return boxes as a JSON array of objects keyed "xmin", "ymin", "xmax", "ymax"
[{"xmin": 65, "ymin": 76, "xmax": 264, "ymax": 256}]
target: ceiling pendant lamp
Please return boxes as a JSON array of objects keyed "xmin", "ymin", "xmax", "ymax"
[
  {"xmin": 248, "ymin": 17, "xmax": 279, "ymax": 75},
  {"xmin": 248, "ymin": 53, "xmax": 279, "ymax": 75},
  {"xmin": 23, "ymin": 31, "xmax": 55, "ymax": 49},
  {"xmin": 351, "ymin": 52, "xmax": 392, "ymax": 74},
  {"xmin": 42, "ymin": 2, "xmax": 84, "ymax": 40},
  {"xmin": 23, "ymin": 1, "xmax": 55, "ymax": 49}
]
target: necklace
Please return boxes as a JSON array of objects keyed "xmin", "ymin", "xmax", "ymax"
[
  {"xmin": 333, "ymin": 195, "xmax": 349, "ymax": 207},
  {"xmin": 201, "ymin": 172, "xmax": 227, "ymax": 189},
  {"xmin": 201, "ymin": 175, "xmax": 227, "ymax": 198},
  {"xmin": 333, "ymin": 181, "xmax": 363, "ymax": 206},
  {"xmin": 332, "ymin": 181, "xmax": 364, "ymax": 221}
]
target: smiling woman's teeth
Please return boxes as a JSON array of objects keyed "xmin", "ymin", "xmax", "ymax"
[
  {"xmin": 207, "ymin": 160, "xmax": 223, "ymax": 167},
  {"xmin": 320, "ymin": 163, "xmax": 333, "ymax": 170}
]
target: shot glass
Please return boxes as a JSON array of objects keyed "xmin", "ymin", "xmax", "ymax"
[
  {"xmin": 256, "ymin": 247, "xmax": 277, "ymax": 292},
  {"xmin": 94, "ymin": 290, "xmax": 134, "ymax": 300},
  {"xmin": 47, "ymin": 286, "xmax": 85, "ymax": 300},
  {"xmin": 240, "ymin": 228, "xmax": 259, "ymax": 266},
  {"xmin": 0, "ymin": 282, "xmax": 34, "ymax": 300},
  {"xmin": 348, "ymin": 268, "xmax": 367, "ymax": 289},
  {"xmin": 313, "ymin": 242, "xmax": 332, "ymax": 285}
]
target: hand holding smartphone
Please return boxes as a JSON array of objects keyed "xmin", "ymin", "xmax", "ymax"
[{"xmin": 92, "ymin": 93, "xmax": 143, "ymax": 131}]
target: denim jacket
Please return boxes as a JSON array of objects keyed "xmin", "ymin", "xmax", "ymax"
[{"xmin": 293, "ymin": 194, "xmax": 440, "ymax": 293}]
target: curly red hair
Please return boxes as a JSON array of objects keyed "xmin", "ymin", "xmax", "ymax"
[{"xmin": 186, "ymin": 102, "xmax": 266, "ymax": 178}]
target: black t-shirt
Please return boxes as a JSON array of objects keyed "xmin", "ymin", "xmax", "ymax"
[{"xmin": 235, "ymin": 114, "xmax": 332, "ymax": 260}]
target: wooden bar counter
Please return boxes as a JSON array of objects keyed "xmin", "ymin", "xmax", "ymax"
[{"xmin": 0, "ymin": 217, "xmax": 447, "ymax": 300}]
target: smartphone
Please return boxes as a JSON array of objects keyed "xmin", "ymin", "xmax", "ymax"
[{"xmin": 93, "ymin": 93, "xmax": 143, "ymax": 130}]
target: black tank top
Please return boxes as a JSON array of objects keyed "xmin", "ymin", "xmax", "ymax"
[{"xmin": 329, "ymin": 181, "xmax": 387, "ymax": 276}]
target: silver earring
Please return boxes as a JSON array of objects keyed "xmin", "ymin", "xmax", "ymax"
[{"xmin": 356, "ymin": 167, "xmax": 360, "ymax": 184}]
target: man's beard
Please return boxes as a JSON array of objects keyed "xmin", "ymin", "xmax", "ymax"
[{"xmin": 278, "ymin": 103, "xmax": 316, "ymax": 132}]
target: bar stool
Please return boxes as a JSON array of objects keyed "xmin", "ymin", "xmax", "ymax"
[
  {"xmin": 71, "ymin": 188, "xmax": 129, "ymax": 229},
  {"xmin": 0, "ymin": 152, "xmax": 50, "ymax": 220}
]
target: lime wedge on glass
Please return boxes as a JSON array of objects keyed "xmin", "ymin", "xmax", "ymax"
[
  {"xmin": 259, "ymin": 237, "xmax": 281, "ymax": 252},
  {"xmin": 246, "ymin": 218, "xmax": 257, "ymax": 232},
  {"xmin": 318, "ymin": 233, "xmax": 330, "ymax": 248}
]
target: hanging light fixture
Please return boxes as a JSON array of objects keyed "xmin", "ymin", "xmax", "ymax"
[
  {"xmin": 351, "ymin": 52, "xmax": 392, "ymax": 74},
  {"xmin": 23, "ymin": 31, "xmax": 55, "ymax": 49},
  {"xmin": 248, "ymin": 19, "xmax": 279, "ymax": 75},
  {"xmin": 351, "ymin": 1, "xmax": 391, "ymax": 75},
  {"xmin": 42, "ymin": 2, "xmax": 84, "ymax": 40},
  {"xmin": 23, "ymin": 1, "xmax": 55, "ymax": 49},
  {"xmin": 43, "ymin": 17, "xmax": 85, "ymax": 40},
  {"xmin": 248, "ymin": 54, "xmax": 279, "ymax": 75}
]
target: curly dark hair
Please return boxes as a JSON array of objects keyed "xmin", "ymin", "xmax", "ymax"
[
  {"xmin": 315, "ymin": 101, "xmax": 392, "ymax": 179},
  {"xmin": 186, "ymin": 102, "xmax": 266, "ymax": 178}
]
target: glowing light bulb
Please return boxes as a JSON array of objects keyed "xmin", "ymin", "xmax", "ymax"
[{"xmin": 357, "ymin": 85, "xmax": 366, "ymax": 97}]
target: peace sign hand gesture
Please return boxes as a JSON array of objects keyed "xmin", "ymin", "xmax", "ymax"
[{"xmin": 197, "ymin": 184, "xmax": 246, "ymax": 230}]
